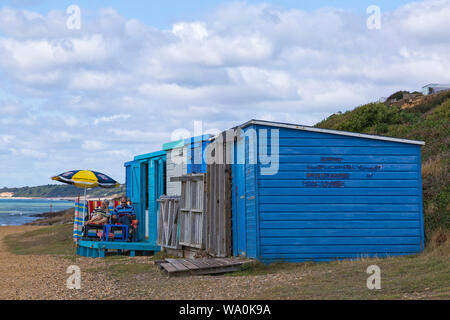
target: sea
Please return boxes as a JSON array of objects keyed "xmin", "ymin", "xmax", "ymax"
[{"xmin": 0, "ymin": 198, "xmax": 75, "ymax": 226}]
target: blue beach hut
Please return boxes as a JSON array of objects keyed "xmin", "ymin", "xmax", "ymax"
[
  {"xmin": 126, "ymin": 150, "xmax": 166, "ymax": 244},
  {"xmin": 230, "ymin": 120, "xmax": 425, "ymax": 262}
]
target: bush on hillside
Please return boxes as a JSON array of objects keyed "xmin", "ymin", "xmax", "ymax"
[{"xmin": 316, "ymin": 103, "xmax": 403, "ymax": 134}]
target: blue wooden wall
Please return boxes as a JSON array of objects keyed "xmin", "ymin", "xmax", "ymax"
[
  {"xmin": 125, "ymin": 151, "xmax": 166, "ymax": 244},
  {"xmin": 186, "ymin": 135, "xmax": 212, "ymax": 174},
  {"xmin": 232, "ymin": 124, "xmax": 424, "ymax": 262}
]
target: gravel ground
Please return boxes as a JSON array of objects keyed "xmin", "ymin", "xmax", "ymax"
[
  {"xmin": 0, "ymin": 226, "xmax": 119, "ymax": 299},
  {"xmin": 0, "ymin": 226, "xmax": 306, "ymax": 300}
]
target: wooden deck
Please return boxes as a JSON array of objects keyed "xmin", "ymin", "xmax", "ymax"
[
  {"xmin": 77, "ymin": 240, "xmax": 160, "ymax": 258},
  {"xmin": 155, "ymin": 258, "xmax": 247, "ymax": 276}
]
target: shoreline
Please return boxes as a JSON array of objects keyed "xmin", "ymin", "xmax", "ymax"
[
  {"xmin": 24, "ymin": 207, "xmax": 75, "ymax": 226},
  {"xmin": 0, "ymin": 199, "xmax": 76, "ymax": 227},
  {"xmin": 0, "ymin": 195, "xmax": 120, "ymax": 227}
]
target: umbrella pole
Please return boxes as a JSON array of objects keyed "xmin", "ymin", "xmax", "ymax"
[{"xmin": 83, "ymin": 186, "xmax": 87, "ymax": 222}]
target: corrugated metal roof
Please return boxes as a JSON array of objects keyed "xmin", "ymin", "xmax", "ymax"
[{"xmin": 239, "ymin": 119, "xmax": 425, "ymax": 146}]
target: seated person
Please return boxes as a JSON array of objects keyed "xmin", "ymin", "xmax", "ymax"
[
  {"xmin": 111, "ymin": 196, "xmax": 135, "ymax": 228},
  {"xmin": 85, "ymin": 200, "xmax": 110, "ymax": 226}
]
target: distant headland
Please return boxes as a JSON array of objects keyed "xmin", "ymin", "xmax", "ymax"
[{"xmin": 0, "ymin": 184, "xmax": 125, "ymax": 200}]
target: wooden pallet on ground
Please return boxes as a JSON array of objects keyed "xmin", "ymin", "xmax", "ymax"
[{"xmin": 155, "ymin": 258, "xmax": 247, "ymax": 276}]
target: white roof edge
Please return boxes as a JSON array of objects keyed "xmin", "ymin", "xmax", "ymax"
[
  {"xmin": 240, "ymin": 120, "xmax": 425, "ymax": 146},
  {"xmin": 422, "ymin": 83, "xmax": 450, "ymax": 88}
]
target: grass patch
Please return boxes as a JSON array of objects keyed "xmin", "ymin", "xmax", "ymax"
[
  {"xmin": 150, "ymin": 251, "xmax": 182, "ymax": 261},
  {"xmin": 5, "ymin": 223, "xmax": 75, "ymax": 256},
  {"xmin": 151, "ymin": 251, "xmax": 170, "ymax": 260},
  {"xmin": 228, "ymin": 235, "xmax": 450, "ymax": 299},
  {"xmin": 250, "ymin": 236, "xmax": 450, "ymax": 299},
  {"xmin": 227, "ymin": 261, "xmax": 311, "ymax": 277},
  {"xmin": 108, "ymin": 263, "xmax": 153, "ymax": 278},
  {"xmin": 86, "ymin": 263, "xmax": 153, "ymax": 279},
  {"xmin": 253, "ymin": 254, "xmax": 449, "ymax": 299}
]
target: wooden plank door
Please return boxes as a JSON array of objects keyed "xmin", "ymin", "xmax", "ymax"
[{"xmin": 179, "ymin": 177, "xmax": 205, "ymax": 249}]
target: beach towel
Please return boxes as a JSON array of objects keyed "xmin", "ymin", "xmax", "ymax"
[{"xmin": 73, "ymin": 201, "xmax": 87, "ymax": 242}]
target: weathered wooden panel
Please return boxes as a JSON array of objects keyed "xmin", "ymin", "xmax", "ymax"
[
  {"xmin": 213, "ymin": 163, "xmax": 231, "ymax": 257},
  {"xmin": 157, "ymin": 196, "xmax": 181, "ymax": 250},
  {"xmin": 179, "ymin": 175, "xmax": 205, "ymax": 249},
  {"xmin": 165, "ymin": 133, "xmax": 233, "ymax": 257},
  {"xmin": 205, "ymin": 132, "xmax": 233, "ymax": 258}
]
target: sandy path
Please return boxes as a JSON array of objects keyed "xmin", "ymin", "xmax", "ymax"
[{"xmin": 0, "ymin": 226, "xmax": 117, "ymax": 300}]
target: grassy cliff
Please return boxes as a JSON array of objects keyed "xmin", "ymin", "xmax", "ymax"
[{"xmin": 316, "ymin": 91, "xmax": 450, "ymax": 241}]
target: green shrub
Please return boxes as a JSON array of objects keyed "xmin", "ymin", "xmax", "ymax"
[{"xmin": 316, "ymin": 103, "xmax": 403, "ymax": 134}]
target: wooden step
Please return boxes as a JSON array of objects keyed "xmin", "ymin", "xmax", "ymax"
[{"xmin": 158, "ymin": 258, "xmax": 246, "ymax": 276}]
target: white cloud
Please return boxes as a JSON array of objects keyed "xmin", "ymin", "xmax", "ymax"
[
  {"xmin": 69, "ymin": 71, "xmax": 130, "ymax": 91},
  {"xmin": 0, "ymin": 134, "xmax": 15, "ymax": 145},
  {"xmin": 172, "ymin": 22, "xmax": 209, "ymax": 40},
  {"xmin": 81, "ymin": 140, "xmax": 106, "ymax": 151},
  {"xmin": 94, "ymin": 114, "xmax": 131, "ymax": 125},
  {"xmin": 10, "ymin": 148, "xmax": 47, "ymax": 159},
  {"xmin": 0, "ymin": 101, "xmax": 22, "ymax": 115}
]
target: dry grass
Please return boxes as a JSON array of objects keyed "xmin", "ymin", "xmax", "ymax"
[
  {"xmin": 4, "ymin": 223, "xmax": 75, "ymax": 256},
  {"xmin": 422, "ymin": 155, "xmax": 446, "ymax": 179},
  {"xmin": 425, "ymin": 228, "xmax": 450, "ymax": 256}
]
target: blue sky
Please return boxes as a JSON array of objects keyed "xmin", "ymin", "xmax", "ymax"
[
  {"xmin": 6, "ymin": 0, "xmax": 414, "ymax": 28},
  {"xmin": 0, "ymin": 0, "xmax": 449, "ymax": 187}
]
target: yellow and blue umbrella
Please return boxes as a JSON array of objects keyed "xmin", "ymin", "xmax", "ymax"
[
  {"xmin": 51, "ymin": 170, "xmax": 120, "ymax": 236},
  {"xmin": 51, "ymin": 170, "xmax": 120, "ymax": 189}
]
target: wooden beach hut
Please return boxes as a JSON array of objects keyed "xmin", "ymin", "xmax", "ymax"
[
  {"xmin": 157, "ymin": 120, "xmax": 425, "ymax": 263},
  {"xmin": 79, "ymin": 120, "xmax": 425, "ymax": 262}
]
